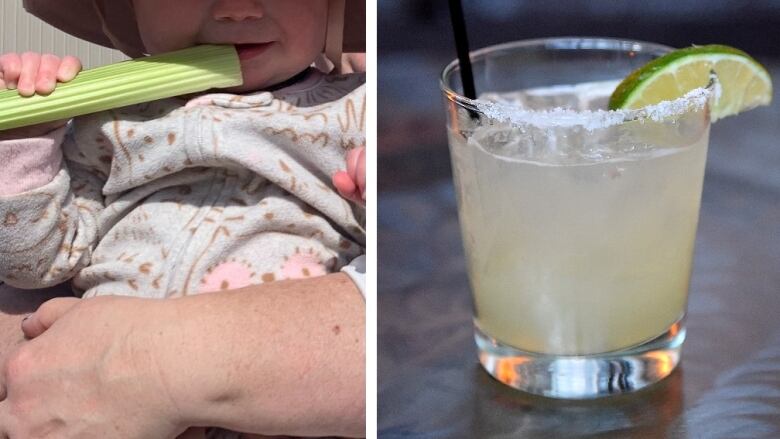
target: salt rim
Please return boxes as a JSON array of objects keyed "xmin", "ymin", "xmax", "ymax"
[{"xmin": 474, "ymin": 81, "xmax": 719, "ymax": 131}]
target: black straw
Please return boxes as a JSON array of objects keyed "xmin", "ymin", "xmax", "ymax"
[{"xmin": 447, "ymin": 0, "xmax": 477, "ymax": 99}]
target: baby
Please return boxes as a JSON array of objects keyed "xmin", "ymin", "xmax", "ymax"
[{"xmin": 0, "ymin": 1, "xmax": 364, "ymax": 437}]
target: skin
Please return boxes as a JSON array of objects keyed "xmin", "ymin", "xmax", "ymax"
[
  {"xmin": 0, "ymin": 52, "xmax": 81, "ymax": 97},
  {"xmin": 0, "ymin": 0, "xmax": 364, "ymax": 194},
  {"xmin": 0, "ymin": 285, "xmax": 68, "ymax": 361},
  {"xmin": 133, "ymin": 0, "xmax": 328, "ymax": 93},
  {"xmin": 0, "ymin": 1, "xmax": 366, "ymax": 436},
  {"xmin": 333, "ymin": 146, "xmax": 366, "ymax": 205},
  {"xmin": 0, "ymin": 274, "xmax": 365, "ymax": 438},
  {"xmin": 0, "ymin": 53, "xmax": 81, "ymax": 138},
  {"xmin": 0, "ymin": 0, "xmax": 329, "ymax": 130}
]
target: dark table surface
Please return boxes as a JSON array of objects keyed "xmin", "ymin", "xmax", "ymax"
[{"xmin": 378, "ymin": 61, "xmax": 780, "ymax": 438}]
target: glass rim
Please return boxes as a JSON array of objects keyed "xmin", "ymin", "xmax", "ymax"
[
  {"xmin": 438, "ymin": 37, "xmax": 714, "ymax": 128},
  {"xmin": 439, "ymin": 36, "xmax": 675, "ymax": 108}
]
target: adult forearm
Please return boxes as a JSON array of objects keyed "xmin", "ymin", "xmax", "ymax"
[{"xmin": 154, "ymin": 273, "xmax": 365, "ymax": 437}]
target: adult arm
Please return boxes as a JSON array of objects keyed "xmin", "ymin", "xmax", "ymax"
[
  {"xmin": 161, "ymin": 272, "xmax": 366, "ymax": 437},
  {"xmin": 1, "ymin": 273, "xmax": 365, "ymax": 438}
]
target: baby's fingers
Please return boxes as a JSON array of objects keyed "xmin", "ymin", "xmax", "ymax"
[
  {"xmin": 57, "ymin": 55, "xmax": 82, "ymax": 82},
  {"xmin": 0, "ymin": 52, "xmax": 22, "ymax": 90},
  {"xmin": 17, "ymin": 52, "xmax": 42, "ymax": 96},
  {"xmin": 34, "ymin": 54, "xmax": 61, "ymax": 96},
  {"xmin": 333, "ymin": 171, "xmax": 358, "ymax": 202},
  {"xmin": 346, "ymin": 147, "xmax": 363, "ymax": 182},
  {"xmin": 356, "ymin": 148, "xmax": 366, "ymax": 198},
  {"xmin": 345, "ymin": 147, "xmax": 366, "ymax": 200}
]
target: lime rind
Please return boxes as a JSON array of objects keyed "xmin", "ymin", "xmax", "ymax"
[{"xmin": 608, "ymin": 44, "xmax": 773, "ymax": 116}]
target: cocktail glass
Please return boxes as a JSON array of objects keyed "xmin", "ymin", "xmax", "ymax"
[{"xmin": 440, "ymin": 37, "xmax": 713, "ymax": 398}]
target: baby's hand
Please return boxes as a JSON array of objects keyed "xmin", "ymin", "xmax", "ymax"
[
  {"xmin": 0, "ymin": 52, "xmax": 82, "ymax": 97},
  {"xmin": 0, "ymin": 52, "xmax": 82, "ymax": 138},
  {"xmin": 332, "ymin": 146, "xmax": 365, "ymax": 205}
]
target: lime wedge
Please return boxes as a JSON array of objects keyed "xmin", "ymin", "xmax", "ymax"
[{"xmin": 609, "ymin": 44, "xmax": 773, "ymax": 121}]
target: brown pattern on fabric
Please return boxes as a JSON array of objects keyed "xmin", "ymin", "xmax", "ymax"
[
  {"xmin": 262, "ymin": 126, "xmax": 328, "ymax": 147},
  {"xmin": 0, "ymin": 70, "xmax": 365, "ymax": 298},
  {"xmin": 111, "ymin": 116, "xmax": 134, "ymax": 173},
  {"xmin": 182, "ymin": 223, "xmax": 232, "ymax": 295},
  {"xmin": 3, "ymin": 212, "xmax": 17, "ymax": 226},
  {"xmin": 337, "ymin": 97, "xmax": 365, "ymax": 133},
  {"xmin": 199, "ymin": 258, "xmax": 258, "ymax": 293}
]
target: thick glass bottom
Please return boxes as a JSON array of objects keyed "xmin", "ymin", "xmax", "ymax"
[{"xmin": 475, "ymin": 316, "xmax": 685, "ymax": 399}]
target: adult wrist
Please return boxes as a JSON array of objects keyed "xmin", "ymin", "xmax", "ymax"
[
  {"xmin": 152, "ymin": 275, "xmax": 364, "ymax": 436},
  {"xmin": 132, "ymin": 297, "xmax": 224, "ymax": 430}
]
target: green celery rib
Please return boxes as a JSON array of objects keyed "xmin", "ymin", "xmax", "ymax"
[{"xmin": 0, "ymin": 44, "xmax": 243, "ymax": 131}]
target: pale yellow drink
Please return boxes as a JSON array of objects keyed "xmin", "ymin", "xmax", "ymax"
[{"xmin": 449, "ymin": 81, "xmax": 710, "ymax": 356}]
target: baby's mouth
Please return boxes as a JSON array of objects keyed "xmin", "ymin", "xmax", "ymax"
[{"xmin": 234, "ymin": 42, "xmax": 274, "ymax": 61}]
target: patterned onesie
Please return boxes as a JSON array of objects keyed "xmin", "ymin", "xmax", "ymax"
[{"xmin": 0, "ymin": 69, "xmax": 365, "ymax": 299}]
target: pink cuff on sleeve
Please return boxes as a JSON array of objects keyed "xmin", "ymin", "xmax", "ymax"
[{"xmin": 0, "ymin": 125, "xmax": 65, "ymax": 196}]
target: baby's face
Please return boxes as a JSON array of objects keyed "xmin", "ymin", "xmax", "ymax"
[{"xmin": 132, "ymin": 0, "xmax": 328, "ymax": 92}]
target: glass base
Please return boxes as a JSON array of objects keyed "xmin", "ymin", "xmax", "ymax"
[{"xmin": 475, "ymin": 317, "xmax": 685, "ymax": 399}]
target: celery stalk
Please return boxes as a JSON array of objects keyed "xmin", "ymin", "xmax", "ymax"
[{"xmin": 0, "ymin": 45, "xmax": 243, "ymax": 131}]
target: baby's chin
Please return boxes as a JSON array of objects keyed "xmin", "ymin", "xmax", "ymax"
[
  {"xmin": 223, "ymin": 68, "xmax": 301, "ymax": 94},
  {"xmin": 221, "ymin": 74, "xmax": 270, "ymax": 92},
  {"xmin": 221, "ymin": 82, "xmax": 270, "ymax": 94},
  {"xmin": 181, "ymin": 65, "xmax": 310, "ymax": 97}
]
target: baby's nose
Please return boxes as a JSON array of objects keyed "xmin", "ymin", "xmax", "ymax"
[{"xmin": 212, "ymin": 0, "xmax": 264, "ymax": 21}]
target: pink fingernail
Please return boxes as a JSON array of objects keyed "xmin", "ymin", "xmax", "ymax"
[{"xmin": 6, "ymin": 81, "xmax": 16, "ymax": 89}]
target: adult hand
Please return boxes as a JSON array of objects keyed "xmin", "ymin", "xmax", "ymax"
[
  {"xmin": 0, "ymin": 296, "xmax": 187, "ymax": 438},
  {"xmin": 1, "ymin": 273, "xmax": 365, "ymax": 437}
]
